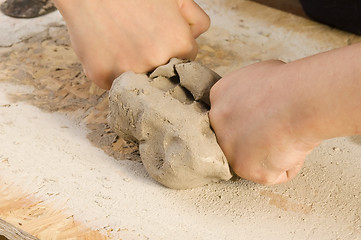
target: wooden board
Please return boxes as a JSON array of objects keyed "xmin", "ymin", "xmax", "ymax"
[
  {"xmin": 0, "ymin": 218, "xmax": 38, "ymax": 240},
  {"xmin": 0, "ymin": 0, "xmax": 360, "ymax": 239},
  {"xmin": 0, "ymin": 181, "xmax": 106, "ymax": 239}
]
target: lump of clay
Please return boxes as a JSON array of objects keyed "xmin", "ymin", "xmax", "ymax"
[
  {"xmin": 175, "ymin": 61, "xmax": 221, "ymax": 106},
  {"xmin": 1, "ymin": 0, "xmax": 56, "ymax": 18},
  {"xmin": 109, "ymin": 59, "xmax": 232, "ymax": 189}
]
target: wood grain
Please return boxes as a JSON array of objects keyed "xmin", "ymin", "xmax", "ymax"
[{"xmin": 0, "ymin": 219, "xmax": 38, "ymax": 240}]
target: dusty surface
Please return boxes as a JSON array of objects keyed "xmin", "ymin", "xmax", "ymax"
[
  {"xmin": 0, "ymin": 177, "xmax": 105, "ymax": 239},
  {"xmin": 109, "ymin": 60, "xmax": 231, "ymax": 189},
  {"xmin": 0, "ymin": 12, "xmax": 139, "ymax": 162},
  {"xmin": 0, "ymin": 0, "xmax": 360, "ymax": 239}
]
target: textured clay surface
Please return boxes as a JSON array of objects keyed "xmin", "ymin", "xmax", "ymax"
[
  {"xmin": 0, "ymin": 0, "xmax": 55, "ymax": 18},
  {"xmin": 109, "ymin": 59, "xmax": 232, "ymax": 189}
]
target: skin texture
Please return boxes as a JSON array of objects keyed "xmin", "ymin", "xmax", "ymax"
[
  {"xmin": 209, "ymin": 43, "xmax": 361, "ymax": 185},
  {"xmin": 53, "ymin": 1, "xmax": 361, "ymax": 185},
  {"xmin": 52, "ymin": 0, "xmax": 210, "ymax": 89}
]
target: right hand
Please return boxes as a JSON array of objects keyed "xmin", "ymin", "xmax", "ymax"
[
  {"xmin": 53, "ymin": 0, "xmax": 210, "ymax": 89},
  {"xmin": 209, "ymin": 60, "xmax": 321, "ymax": 185}
]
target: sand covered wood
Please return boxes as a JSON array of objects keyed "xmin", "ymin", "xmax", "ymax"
[
  {"xmin": 0, "ymin": 218, "xmax": 38, "ymax": 240},
  {"xmin": 1, "ymin": 0, "xmax": 361, "ymax": 239},
  {"xmin": 109, "ymin": 59, "xmax": 232, "ymax": 189}
]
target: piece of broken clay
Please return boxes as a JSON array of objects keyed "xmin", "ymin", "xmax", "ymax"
[
  {"xmin": 0, "ymin": 0, "xmax": 56, "ymax": 18},
  {"xmin": 109, "ymin": 59, "xmax": 232, "ymax": 189}
]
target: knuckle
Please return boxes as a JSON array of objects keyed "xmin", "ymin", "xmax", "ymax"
[
  {"xmin": 231, "ymin": 162, "xmax": 278, "ymax": 185},
  {"xmin": 208, "ymin": 106, "xmax": 224, "ymax": 128},
  {"xmin": 253, "ymin": 171, "xmax": 281, "ymax": 185},
  {"xmin": 209, "ymin": 99, "xmax": 231, "ymax": 125},
  {"xmin": 84, "ymin": 64, "xmax": 114, "ymax": 90},
  {"xmin": 144, "ymin": 53, "xmax": 169, "ymax": 72},
  {"xmin": 177, "ymin": 37, "xmax": 197, "ymax": 57},
  {"xmin": 256, "ymin": 176, "xmax": 275, "ymax": 185},
  {"xmin": 199, "ymin": 13, "xmax": 211, "ymax": 32},
  {"xmin": 209, "ymin": 82, "xmax": 220, "ymax": 103}
]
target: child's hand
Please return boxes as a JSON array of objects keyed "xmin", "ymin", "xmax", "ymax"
[
  {"xmin": 54, "ymin": 0, "xmax": 210, "ymax": 89},
  {"xmin": 209, "ymin": 60, "xmax": 320, "ymax": 185}
]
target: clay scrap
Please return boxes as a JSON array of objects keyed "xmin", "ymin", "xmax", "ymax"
[
  {"xmin": 109, "ymin": 59, "xmax": 232, "ymax": 189},
  {"xmin": 0, "ymin": 0, "xmax": 56, "ymax": 18}
]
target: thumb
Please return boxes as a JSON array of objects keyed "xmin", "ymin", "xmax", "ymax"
[{"xmin": 178, "ymin": 0, "xmax": 210, "ymax": 38}]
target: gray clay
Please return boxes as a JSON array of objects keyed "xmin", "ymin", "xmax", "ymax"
[
  {"xmin": 176, "ymin": 61, "xmax": 221, "ymax": 106},
  {"xmin": 0, "ymin": 0, "xmax": 56, "ymax": 18},
  {"xmin": 109, "ymin": 59, "xmax": 232, "ymax": 189}
]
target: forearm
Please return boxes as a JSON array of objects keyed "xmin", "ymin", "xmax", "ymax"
[
  {"xmin": 209, "ymin": 43, "xmax": 361, "ymax": 185},
  {"xmin": 284, "ymin": 43, "xmax": 361, "ymax": 142}
]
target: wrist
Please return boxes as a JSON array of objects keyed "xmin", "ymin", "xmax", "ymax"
[
  {"xmin": 283, "ymin": 43, "xmax": 361, "ymax": 146},
  {"xmin": 274, "ymin": 63, "xmax": 325, "ymax": 149}
]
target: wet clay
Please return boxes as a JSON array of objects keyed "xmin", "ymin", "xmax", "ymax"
[{"xmin": 109, "ymin": 59, "xmax": 232, "ymax": 189}]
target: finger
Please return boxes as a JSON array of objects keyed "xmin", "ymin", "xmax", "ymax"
[
  {"xmin": 178, "ymin": 0, "xmax": 210, "ymax": 38},
  {"xmin": 285, "ymin": 161, "xmax": 305, "ymax": 181},
  {"xmin": 268, "ymin": 160, "xmax": 305, "ymax": 185},
  {"xmin": 177, "ymin": 36, "xmax": 198, "ymax": 60}
]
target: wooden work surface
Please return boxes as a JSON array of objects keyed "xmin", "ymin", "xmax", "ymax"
[{"xmin": 0, "ymin": 0, "xmax": 360, "ymax": 239}]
